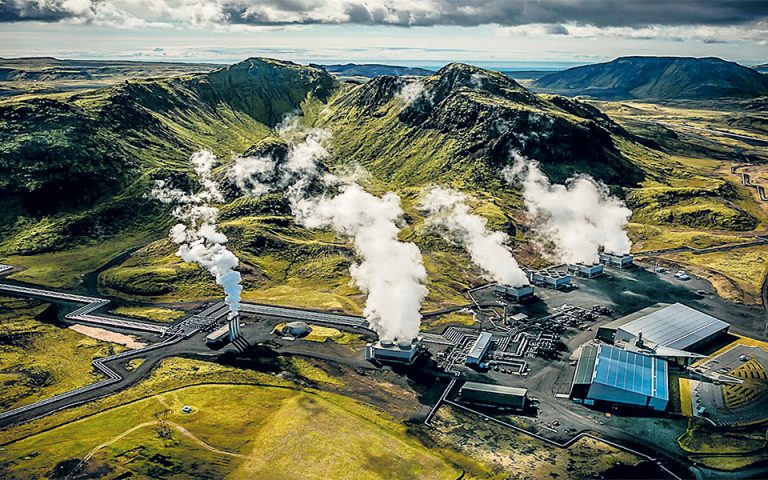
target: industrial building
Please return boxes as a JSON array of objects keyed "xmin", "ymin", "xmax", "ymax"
[
  {"xmin": 458, "ymin": 381, "xmax": 528, "ymax": 409},
  {"xmin": 597, "ymin": 303, "xmax": 730, "ymax": 354},
  {"xmin": 570, "ymin": 344, "xmax": 669, "ymax": 411},
  {"xmin": 568, "ymin": 263, "xmax": 604, "ymax": 278},
  {"xmin": 206, "ymin": 324, "xmax": 231, "ymax": 346},
  {"xmin": 495, "ymin": 284, "xmax": 535, "ymax": 302},
  {"xmin": 527, "ymin": 268, "xmax": 572, "ymax": 289},
  {"xmin": 365, "ymin": 338, "xmax": 423, "ymax": 364},
  {"xmin": 599, "ymin": 253, "xmax": 634, "ymax": 268},
  {"xmin": 466, "ymin": 332, "xmax": 492, "ymax": 366}
]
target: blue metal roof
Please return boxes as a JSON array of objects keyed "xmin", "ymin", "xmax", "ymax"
[{"xmin": 592, "ymin": 345, "xmax": 668, "ymax": 402}]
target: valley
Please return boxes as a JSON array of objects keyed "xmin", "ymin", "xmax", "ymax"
[{"xmin": 1, "ymin": 56, "xmax": 768, "ymax": 480}]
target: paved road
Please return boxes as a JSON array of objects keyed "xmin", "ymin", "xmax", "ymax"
[{"xmin": 0, "ymin": 275, "xmax": 380, "ymax": 428}]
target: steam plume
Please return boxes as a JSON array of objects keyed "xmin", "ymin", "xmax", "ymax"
[
  {"xmin": 153, "ymin": 150, "xmax": 242, "ymax": 316},
  {"xmin": 294, "ymin": 184, "xmax": 428, "ymax": 341},
  {"xmin": 395, "ymin": 78, "xmax": 426, "ymax": 105},
  {"xmin": 229, "ymin": 127, "xmax": 428, "ymax": 341},
  {"xmin": 503, "ymin": 152, "xmax": 632, "ymax": 265},
  {"xmin": 419, "ymin": 186, "xmax": 528, "ymax": 287}
]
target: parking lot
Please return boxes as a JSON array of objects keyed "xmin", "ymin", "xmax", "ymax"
[{"xmin": 690, "ymin": 344, "xmax": 768, "ymax": 426}]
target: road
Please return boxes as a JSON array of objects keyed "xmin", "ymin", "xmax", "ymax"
[
  {"xmin": 0, "ymin": 267, "xmax": 380, "ymax": 428},
  {"xmin": 654, "ymin": 121, "xmax": 768, "ymax": 147}
]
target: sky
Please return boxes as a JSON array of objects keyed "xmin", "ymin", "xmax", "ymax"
[{"xmin": 0, "ymin": 1, "xmax": 766, "ymax": 67}]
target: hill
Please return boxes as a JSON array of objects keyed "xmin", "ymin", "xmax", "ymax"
[
  {"xmin": 320, "ymin": 62, "xmax": 641, "ymax": 186},
  {"xmin": 0, "ymin": 57, "xmax": 761, "ymax": 306},
  {"xmin": 0, "ymin": 58, "xmax": 336, "ymax": 256},
  {"xmin": 533, "ymin": 56, "xmax": 768, "ymax": 100},
  {"xmin": 315, "ymin": 63, "xmax": 433, "ymax": 78}
]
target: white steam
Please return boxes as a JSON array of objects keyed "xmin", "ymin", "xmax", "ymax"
[
  {"xmin": 229, "ymin": 127, "xmax": 428, "ymax": 342},
  {"xmin": 229, "ymin": 155, "xmax": 275, "ymax": 197},
  {"xmin": 503, "ymin": 152, "xmax": 632, "ymax": 265},
  {"xmin": 419, "ymin": 186, "xmax": 529, "ymax": 287},
  {"xmin": 294, "ymin": 184, "xmax": 428, "ymax": 342},
  {"xmin": 153, "ymin": 150, "xmax": 242, "ymax": 316},
  {"xmin": 395, "ymin": 79, "xmax": 426, "ymax": 105}
]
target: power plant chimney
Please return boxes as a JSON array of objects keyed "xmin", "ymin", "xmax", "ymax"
[{"xmin": 227, "ymin": 312, "xmax": 241, "ymax": 341}]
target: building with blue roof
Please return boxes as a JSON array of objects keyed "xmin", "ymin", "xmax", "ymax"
[{"xmin": 570, "ymin": 344, "xmax": 669, "ymax": 411}]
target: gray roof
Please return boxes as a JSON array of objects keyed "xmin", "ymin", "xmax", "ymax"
[
  {"xmin": 461, "ymin": 381, "xmax": 527, "ymax": 397},
  {"xmin": 468, "ymin": 332, "xmax": 492, "ymax": 359},
  {"xmin": 617, "ymin": 303, "xmax": 729, "ymax": 350},
  {"xmin": 573, "ymin": 344, "xmax": 599, "ymax": 385},
  {"xmin": 601, "ymin": 303, "xmax": 670, "ymax": 331}
]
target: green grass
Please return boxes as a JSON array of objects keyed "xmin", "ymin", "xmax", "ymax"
[
  {"xmin": 1, "ymin": 363, "xmax": 470, "ymax": 480},
  {"xmin": 0, "ymin": 296, "xmax": 122, "ymax": 412},
  {"xmin": 1, "ymin": 231, "xmax": 155, "ymax": 289},
  {"xmin": 111, "ymin": 306, "xmax": 185, "ymax": 323},
  {"xmin": 664, "ymin": 245, "xmax": 768, "ymax": 303},
  {"xmin": 278, "ymin": 357, "xmax": 345, "ymax": 386},
  {"xmin": 678, "ymin": 417, "xmax": 768, "ymax": 472},
  {"xmin": 628, "ymin": 223, "xmax": 746, "ymax": 252}
]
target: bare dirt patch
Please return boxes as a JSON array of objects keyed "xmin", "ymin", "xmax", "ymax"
[{"xmin": 69, "ymin": 325, "xmax": 147, "ymax": 349}]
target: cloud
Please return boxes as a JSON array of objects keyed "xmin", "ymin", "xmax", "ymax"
[{"xmin": 2, "ymin": 0, "xmax": 767, "ymax": 30}]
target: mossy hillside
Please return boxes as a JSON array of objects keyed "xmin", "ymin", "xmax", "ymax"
[
  {"xmin": 0, "ymin": 58, "xmax": 335, "ymax": 225},
  {"xmin": 0, "ymin": 296, "xmax": 122, "ymax": 411},
  {"xmin": 319, "ymin": 63, "xmax": 643, "ymax": 188}
]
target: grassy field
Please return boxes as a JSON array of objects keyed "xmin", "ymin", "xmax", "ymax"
[
  {"xmin": 678, "ymin": 418, "xmax": 768, "ymax": 471},
  {"xmin": 432, "ymin": 405, "xmax": 642, "ymax": 478},
  {"xmin": 0, "ymin": 296, "xmax": 122, "ymax": 412},
  {"xmin": 111, "ymin": 306, "xmax": 185, "ymax": 323},
  {"xmin": 1, "ymin": 232, "xmax": 156, "ymax": 289},
  {"xmin": 422, "ymin": 310, "xmax": 477, "ymax": 330},
  {"xmin": 0, "ymin": 358, "xmax": 477, "ymax": 479},
  {"xmin": 662, "ymin": 245, "xmax": 768, "ymax": 303}
]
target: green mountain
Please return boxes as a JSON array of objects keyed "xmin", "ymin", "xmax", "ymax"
[
  {"xmin": 0, "ymin": 57, "xmax": 761, "ymax": 306},
  {"xmin": 0, "ymin": 58, "xmax": 335, "ymax": 255},
  {"xmin": 320, "ymin": 62, "xmax": 641, "ymax": 187},
  {"xmin": 533, "ymin": 56, "xmax": 768, "ymax": 100}
]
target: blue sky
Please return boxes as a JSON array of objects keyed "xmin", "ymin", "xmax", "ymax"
[{"xmin": 1, "ymin": 1, "xmax": 766, "ymax": 67}]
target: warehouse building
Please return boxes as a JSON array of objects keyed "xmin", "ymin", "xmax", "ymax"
[
  {"xmin": 570, "ymin": 344, "xmax": 669, "ymax": 411},
  {"xmin": 365, "ymin": 338, "xmax": 423, "ymax": 364},
  {"xmin": 527, "ymin": 268, "xmax": 572, "ymax": 289},
  {"xmin": 597, "ymin": 303, "xmax": 730, "ymax": 354},
  {"xmin": 599, "ymin": 253, "xmax": 634, "ymax": 268},
  {"xmin": 466, "ymin": 332, "xmax": 492, "ymax": 366},
  {"xmin": 568, "ymin": 263, "xmax": 604, "ymax": 278},
  {"xmin": 495, "ymin": 284, "xmax": 535, "ymax": 302},
  {"xmin": 458, "ymin": 381, "xmax": 528, "ymax": 409}
]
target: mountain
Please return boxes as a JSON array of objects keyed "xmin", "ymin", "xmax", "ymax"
[
  {"xmin": 0, "ymin": 58, "xmax": 336, "ymax": 255},
  {"xmin": 533, "ymin": 56, "xmax": 768, "ymax": 100},
  {"xmin": 755, "ymin": 63, "xmax": 768, "ymax": 74},
  {"xmin": 320, "ymin": 62, "xmax": 641, "ymax": 186},
  {"xmin": 314, "ymin": 63, "xmax": 433, "ymax": 78},
  {"xmin": 1, "ymin": 57, "xmax": 758, "ymax": 303}
]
